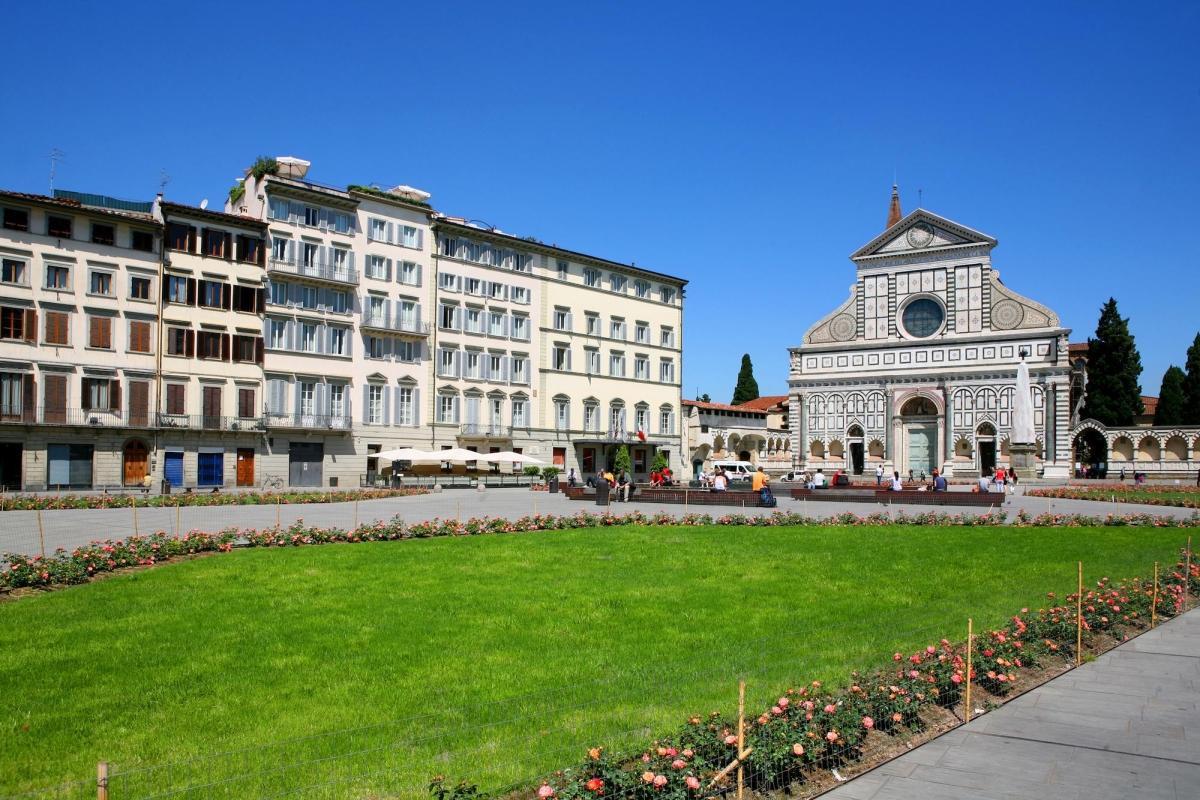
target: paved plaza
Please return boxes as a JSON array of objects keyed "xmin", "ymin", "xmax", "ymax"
[
  {"xmin": 1, "ymin": 486, "xmax": 1195, "ymax": 558},
  {"xmin": 825, "ymin": 608, "xmax": 1200, "ymax": 799}
]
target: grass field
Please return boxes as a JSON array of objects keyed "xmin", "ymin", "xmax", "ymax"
[{"xmin": 0, "ymin": 524, "xmax": 1189, "ymax": 799}]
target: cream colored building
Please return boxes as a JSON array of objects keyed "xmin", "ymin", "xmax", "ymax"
[
  {"xmin": 0, "ymin": 190, "xmax": 162, "ymax": 490},
  {"xmin": 682, "ymin": 396, "xmax": 791, "ymax": 479}
]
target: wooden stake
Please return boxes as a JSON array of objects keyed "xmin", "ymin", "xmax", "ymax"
[
  {"xmin": 276, "ymin": 496, "xmax": 281, "ymax": 529},
  {"xmin": 175, "ymin": 501, "xmax": 182, "ymax": 536},
  {"xmin": 97, "ymin": 761, "xmax": 108, "ymax": 800},
  {"xmin": 964, "ymin": 617, "xmax": 973, "ymax": 723},
  {"xmin": 36, "ymin": 508, "xmax": 46, "ymax": 558},
  {"xmin": 132, "ymin": 500, "xmax": 139, "ymax": 537},
  {"xmin": 1152, "ymin": 561, "xmax": 1159, "ymax": 628},
  {"xmin": 1076, "ymin": 561, "xmax": 1083, "ymax": 666},
  {"xmin": 1185, "ymin": 536, "xmax": 1193, "ymax": 611},
  {"xmin": 354, "ymin": 499, "xmax": 360, "ymax": 530},
  {"xmin": 737, "ymin": 679, "xmax": 745, "ymax": 800}
]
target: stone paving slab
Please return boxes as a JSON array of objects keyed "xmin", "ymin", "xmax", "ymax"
[{"xmin": 822, "ymin": 609, "xmax": 1200, "ymax": 799}]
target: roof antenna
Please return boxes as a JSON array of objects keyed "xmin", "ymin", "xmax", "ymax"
[
  {"xmin": 49, "ymin": 148, "xmax": 65, "ymax": 193},
  {"xmin": 918, "ymin": 188, "xmax": 923, "ymax": 207},
  {"xmin": 158, "ymin": 169, "xmax": 171, "ymax": 195}
]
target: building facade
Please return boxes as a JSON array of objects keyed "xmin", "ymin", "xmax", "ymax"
[
  {"xmin": 682, "ymin": 396, "xmax": 791, "ymax": 479},
  {"xmin": 788, "ymin": 196, "xmax": 1073, "ymax": 479},
  {"xmin": 0, "ymin": 154, "xmax": 687, "ymax": 492}
]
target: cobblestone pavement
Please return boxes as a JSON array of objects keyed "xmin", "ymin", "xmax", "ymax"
[
  {"xmin": 823, "ymin": 608, "xmax": 1200, "ymax": 800},
  {"xmin": 1, "ymin": 486, "xmax": 1195, "ymax": 557}
]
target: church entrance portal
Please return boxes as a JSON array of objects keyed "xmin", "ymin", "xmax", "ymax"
[{"xmin": 899, "ymin": 396, "xmax": 939, "ymax": 477}]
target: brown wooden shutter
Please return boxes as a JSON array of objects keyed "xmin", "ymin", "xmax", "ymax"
[
  {"xmin": 167, "ymin": 383, "xmax": 184, "ymax": 415},
  {"xmin": 186, "ymin": 278, "xmax": 197, "ymax": 306},
  {"xmin": 130, "ymin": 381, "xmax": 148, "ymax": 426},
  {"xmin": 185, "ymin": 329, "xmax": 195, "ymax": 357},
  {"xmin": 221, "ymin": 333, "xmax": 231, "ymax": 361},
  {"xmin": 101, "ymin": 317, "xmax": 112, "ymax": 348},
  {"xmin": 161, "ymin": 277, "xmax": 171, "ymax": 302},
  {"xmin": 223, "ymin": 232, "xmax": 232, "ymax": 259},
  {"xmin": 256, "ymin": 287, "xmax": 266, "ymax": 313},
  {"xmin": 255, "ymin": 337, "xmax": 264, "ymax": 365},
  {"xmin": 111, "ymin": 380, "xmax": 121, "ymax": 410},
  {"xmin": 89, "ymin": 317, "xmax": 100, "ymax": 348},
  {"xmin": 203, "ymin": 386, "xmax": 221, "ymax": 417},
  {"xmin": 22, "ymin": 373, "xmax": 35, "ymax": 422},
  {"xmin": 222, "ymin": 283, "xmax": 232, "ymax": 310},
  {"xmin": 189, "ymin": 226, "xmax": 197, "ymax": 252},
  {"xmin": 23, "ymin": 308, "xmax": 36, "ymax": 342},
  {"xmin": 44, "ymin": 374, "xmax": 66, "ymax": 423},
  {"xmin": 81, "ymin": 379, "xmax": 92, "ymax": 411}
]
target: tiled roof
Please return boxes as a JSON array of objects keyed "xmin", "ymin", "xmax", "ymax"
[
  {"xmin": 1068, "ymin": 342, "xmax": 1089, "ymax": 355},
  {"xmin": 682, "ymin": 399, "xmax": 767, "ymax": 414},
  {"xmin": 736, "ymin": 395, "xmax": 788, "ymax": 411},
  {"xmin": 1141, "ymin": 396, "xmax": 1158, "ymax": 416},
  {"xmin": 160, "ymin": 200, "xmax": 268, "ymax": 230}
]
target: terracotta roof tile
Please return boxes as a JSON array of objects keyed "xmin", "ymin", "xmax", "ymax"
[
  {"xmin": 736, "ymin": 395, "xmax": 788, "ymax": 411},
  {"xmin": 682, "ymin": 399, "xmax": 767, "ymax": 414}
]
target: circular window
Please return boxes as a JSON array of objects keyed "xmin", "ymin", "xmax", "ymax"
[{"xmin": 901, "ymin": 297, "xmax": 944, "ymax": 338}]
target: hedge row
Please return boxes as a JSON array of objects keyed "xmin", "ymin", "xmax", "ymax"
[
  {"xmin": 445, "ymin": 555, "xmax": 1200, "ymax": 800},
  {"xmin": 0, "ymin": 487, "xmax": 429, "ymax": 511},
  {"xmin": 1027, "ymin": 486, "xmax": 1200, "ymax": 509},
  {"xmin": 4, "ymin": 510, "xmax": 1199, "ymax": 593}
]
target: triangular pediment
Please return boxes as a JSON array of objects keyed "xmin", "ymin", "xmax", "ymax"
[{"xmin": 851, "ymin": 209, "xmax": 997, "ymax": 262}]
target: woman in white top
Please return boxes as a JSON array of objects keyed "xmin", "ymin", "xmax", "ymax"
[
  {"xmin": 891, "ymin": 471, "xmax": 904, "ymax": 491},
  {"xmin": 712, "ymin": 470, "xmax": 728, "ymax": 492}
]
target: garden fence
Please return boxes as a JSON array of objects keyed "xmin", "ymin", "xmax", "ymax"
[{"xmin": 4, "ymin": 532, "xmax": 1194, "ymax": 800}]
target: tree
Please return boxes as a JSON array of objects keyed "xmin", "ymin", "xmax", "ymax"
[
  {"xmin": 696, "ymin": 393, "xmax": 712, "ymax": 403},
  {"xmin": 732, "ymin": 354, "xmax": 760, "ymax": 405},
  {"xmin": 1183, "ymin": 332, "xmax": 1200, "ymax": 424},
  {"xmin": 614, "ymin": 445, "xmax": 632, "ymax": 476},
  {"xmin": 1082, "ymin": 299, "xmax": 1143, "ymax": 426},
  {"xmin": 1154, "ymin": 366, "xmax": 1187, "ymax": 426}
]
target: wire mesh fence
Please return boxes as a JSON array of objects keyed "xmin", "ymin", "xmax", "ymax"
[{"xmin": 1, "ymin": 521, "xmax": 1194, "ymax": 800}]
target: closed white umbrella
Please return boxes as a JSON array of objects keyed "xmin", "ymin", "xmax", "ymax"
[{"xmin": 480, "ymin": 451, "xmax": 545, "ymax": 465}]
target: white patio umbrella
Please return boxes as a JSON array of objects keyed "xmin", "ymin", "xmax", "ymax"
[
  {"xmin": 432, "ymin": 447, "xmax": 488, "ymax": 463},
  {"xmin": 480, "ymin": 451, "xmax": 545, "ymax": 465},
  {"xmin": 375, "ymin": 448, "xmax": 438, "ymax": 462}
]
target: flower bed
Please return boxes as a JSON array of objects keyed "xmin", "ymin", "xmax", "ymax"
[
  {"xmin": 0, "ymin": 487, "xmax": 429, "ymax": 512},
  {"xmin": 1027, "ymin": 485, "xmax": 1200, "ymax": 509},
  {"xmin": 442, "ymin": 553, "xmax": 1200, "ymax": 800}
]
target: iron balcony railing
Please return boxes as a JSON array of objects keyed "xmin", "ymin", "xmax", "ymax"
[
  {"xmin": 262, "ymin": 411, "xmax": 353, "ymax": 431},
  {"xmin": 360, "ymin": 313, "xmax": 431, "ymax": 336},
  {"xmin": 0, "ymin": 406, "xmax": 157, "ymax": 428},
  {"xmin": 156, "ymin": 413, "xmax": 266, "ymax": 432},
  {"xmin": 267, "ymin": 257, "xmax": 359, "ymax": 286},
  {"xmin": 459, "ymin": 423, "xmax": 513, "ymax": 437}
]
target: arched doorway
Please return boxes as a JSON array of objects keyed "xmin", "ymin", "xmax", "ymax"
[
  {"xmin": 976, "ymin": 423, "xmax": 997, "ymax": 476},
  {"xmin": 846, "ymin": 424, "xmax": 865, "ymax": 474},
  {"xmin": 1072, "ymin": 427, "xmax": 1107, "ymax": 478},
  {"xmin": 899, "ymin": 396, "xmax": 940, "ymax": 477},
  {"xmin": 122, "ymin": 439, "xmax": 149, "ymax": 486}
]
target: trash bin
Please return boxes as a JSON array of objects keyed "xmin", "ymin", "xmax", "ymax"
[
  {"xmin": 595, "ymin": 480, "xmax": 610, "ymax": 506},
  {"xmin": 548, "ymin": 476, "xmax": 560, "ymax": 494},
  {"xmin": 161, "ymin": 480, "xmax": 171, "ymax": 495}
]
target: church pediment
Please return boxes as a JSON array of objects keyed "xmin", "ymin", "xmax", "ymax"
[{"xmin": 852, "ymin": 210, "xmax": 997, "ymax": 262}]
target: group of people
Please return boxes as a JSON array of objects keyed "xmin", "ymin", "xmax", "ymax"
[
  {"xmin": 586, "ymin": 468, "xmax": 635, "ymax": 501},
  {"xmin": 975, "ymin": 466, "xmax": 1017, "ymax": 494},
  {"xmin": 649, "ymin": 467, "xmax": 675, "ymax": 487},
  {"xmin": 697, "ymin": 468, "xmax": 734, "ymax": 490}
]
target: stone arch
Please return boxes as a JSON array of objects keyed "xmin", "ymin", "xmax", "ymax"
[
  {"xmin": 1111, "ymin": 436, "xmax": 1134, "ymax": 462},
  {"xmin": 829, "ymin": 439, "xmax": 845, "ymax": 459},
  {"xmin": 1164, "ymin": 435, "xmax": 1188, "ymax": 461},
  {"xmin": 867, "ymin": 438, "xmax": 884, "ymax": 460},
  {"xmin": 999, "ymin": 436, "xmax": 1011, "ymax": 457},
  {"xmin": 846, "ymin": 423, "xmax": 865, "ymax": 438},
  {"xmin": 810, "ymin": 440, "xmax": 826, "ymax": 459},
  {"xmin": 1194, "ymin": 436, "xmax": 1200, "ymax": 461},
  {"xmin": 899, "ymin": 394, "xmax": 941, "ymax": 417},
  {"xmin": 977, "ymin": 421, "xmax": 997, "ymax": 437},
  {"xmin": 954, "ymin": 434, "xmax": 973, "ymax": 459},
  {"xmin": 712, "ymin": 434, "xmax": 726, "ymax": 453},
  {"xmin": 1073, "ymin": 425, "xmax": 1107, "ymax": 466},
  {"xmin": 1136, "ymin": 435, "xmax": 1160, "ymax": 462}
]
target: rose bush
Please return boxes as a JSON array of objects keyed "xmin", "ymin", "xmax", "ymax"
[{"xmin": 0, "ymin": 487, "xmax": 429, "ymax": 512}]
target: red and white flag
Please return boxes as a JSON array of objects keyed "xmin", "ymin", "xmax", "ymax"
[{"xmin": 636, "ymin": 424, "xmax": 646, "ymax": 442}]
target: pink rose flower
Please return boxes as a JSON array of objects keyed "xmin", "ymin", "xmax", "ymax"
[
  {"xmin": 642, "ymin": 771, "xmax": 655, "ymax": 784},
  {"xmin": 685, "ymin": 776, "xmax": 700, "ymax": 790},
  {"xmin": 862, "ymin": 716, "xmax": 874, "ymax": 729},
  {"xmin": 792, "ymin": 743, "xmax": 805, "ymax": 756},
  {"xmin": 825, "ymin": 730, "xmax": 838, "ymax": 742},
  {"xmin": 653, "ymin": 775, "xmax": 668, "ymax": 788},
  {"xmin": 824, "ymin": 704, "xmax": 836, "ymax": 714},
  {"xmin": 672, "ymin": 759, "xmax": 687, "ymax": 770},
  {"xmin": 538, "ymin": 785, "xmax": 555, "ymax": 798}
]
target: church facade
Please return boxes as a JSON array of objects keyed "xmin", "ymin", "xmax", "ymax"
[{"xmin": 788, "ymin": 191, "xmax": 1072, "ymax": 479}]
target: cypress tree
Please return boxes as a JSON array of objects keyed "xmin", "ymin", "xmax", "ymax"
[
  {"xmin": 1081, "ymin": 298, "xmax": 1143, "ymax": 426},
  {"xmin": 1183, "ymin": 332, "xmax": 1200, "ymax": 424},
  {"xmin": 732, "ymin": 354, "xmax": 760, "ymax": 405},
  {"xmin": 1154, "ymin": 366, "xmax": 1186, "ymax": 426}
]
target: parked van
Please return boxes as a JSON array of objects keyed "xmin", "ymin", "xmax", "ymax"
[{"xmin": 711, "ymin": 460, "xmax": 756, "ymax": 482}]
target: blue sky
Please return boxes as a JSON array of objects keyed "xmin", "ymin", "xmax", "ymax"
[{"xmin": 2, "ymin": 1, "xmax": 1196, "ymax": 400}]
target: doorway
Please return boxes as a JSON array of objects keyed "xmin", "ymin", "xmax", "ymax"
[
  {"xmin": 236, "ymin": 448, "xmax": 255, "ymax": 487},
  {"xmin": 288, "ymin": 442, "xmax": 324, "ymax": 487},
  {"xmin": 123, "ymin": 440, "xmax": 149, "ymax": 486},
  {"xmin": 0, "ymin": 443, "xmax": 21, "ymax": 490},
  {"xmin": 979, "ymin": 440, "xmax": 996, "ymax": 476},
  {"xmin": 850, "ymin": 442, "xmax": 864, "ymax": 475}
]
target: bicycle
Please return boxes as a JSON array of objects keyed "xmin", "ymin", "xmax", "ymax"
[{"xmin": 262, "ymin": 474, "xmax": 285, "ymax": 491}]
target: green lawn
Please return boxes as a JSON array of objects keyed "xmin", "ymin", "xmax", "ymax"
[{"xmin": 0, "ymin": 524, "xmax": 1188, "ymax": 799}]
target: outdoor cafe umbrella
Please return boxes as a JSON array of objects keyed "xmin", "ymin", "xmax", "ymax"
[
  {"xmin": 479, "ymin": 451, "xmax": 545, "ymax": 465},
  {"xmin": 374, "ymin": 447, "xmax": 438, "ymax": 462},
  {"xmin": 431, "ymin": 447, "xmax": 488, "ymax": 463}
]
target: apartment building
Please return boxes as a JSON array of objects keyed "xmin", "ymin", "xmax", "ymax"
[
  {"xmin": 156, "ymin": 201, "xmax": 268, "ymax": 488},
  {"xmin": 0, "ymin": 190, "xmax": 162, "ymax": 490},
  {"xmin": 431, "ymin": 219, "xmax": 685, "ymax": 478}
]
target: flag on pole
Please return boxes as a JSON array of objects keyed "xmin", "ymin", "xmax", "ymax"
[{"xmin": 637, "ymin": 424, "xmax": 646, "ymax": 442}]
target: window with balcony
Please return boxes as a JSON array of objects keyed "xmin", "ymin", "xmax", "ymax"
[
  {"xmin": 511, "ymin": 398, "xmax": 527, "ymax": 428},
  {"xmin": 45, "ymin": 264, "xmax": 70, "ymax": 290},
  {"xmin": 1, "ymin": 259, "xmax": 26, "ymax": 286},
  {"xmin": 272, "ymin": 237, "xmax": 289, "ymax": 262},
  {"xmin": 329, "ymin": 384, "xmax": 346, "ymax": 418},
  {"xmin": 367, "ymin": 385, "xmax": 384, "ymax": 424},
  {"xmin": 301, "ymin": 243, "xmax": 318, "ymax": 268},
  {"xmin": 660, "ymin": 407, "xmax": 675, "ymax": 435},
  {"xmin": 238, "ymin": 388, "xmax": 256, "ymax": 419},
  {"xmin": 2, "ymin": 208, "xmax": 29, "ymax": 232},
  {"xmin": 91, "ymin": 223, "xmax": 115, "ymax": 246},
  {"xmin": 166, "ymin": 383, "xmax": 186, "ymax": 415},
  {"xmin": 130, "ymin": 276, "xmax": 151, "ymax": 300},
  {"xmin": 636, "ymin": 407, "xmax": 649, "ymax": 434},
  {"xmin": 609, "ymin": 404, "xmax": 625, "ymax": 434},
  {"xmin": 47, "ymin": 215, "xmax": 72, "ymax": 238},
  {"xmin": 82, "ymin": 378, "xmax": 116, "ymax": 411}
]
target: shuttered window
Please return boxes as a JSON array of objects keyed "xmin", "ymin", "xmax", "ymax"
[
  {"xmin": 166, "ymin": 383, "xmax": 186, "ymax": 415},
  {"xmin": 128, "ymin": 320, "xmax": 151, "ymax": 353},
  {"xmin": 238, "ymin": 388, "xmax": 256, "ymax": 418},
  {"xmin": 88, "ymin": 316, "xmax": 112, "ymax": 349},
  {"xmin": 44, "ymin": 311, "xmax": 69, "ymax": 345}
]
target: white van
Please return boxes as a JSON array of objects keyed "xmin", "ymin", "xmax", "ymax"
[{"xmin": 711, "ymin": 460, "xmax": 757, "ymax": 482}]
